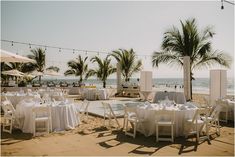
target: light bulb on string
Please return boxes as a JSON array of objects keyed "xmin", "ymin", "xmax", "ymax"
[
  {"xmin": 73, "ymin": 49, "xmax": 75, "ymax": 54},
  {"xmin": 221, "ymin": 0, "xmax": 224, "ymax": 9},
  {"xmin": 29, "ymin": 44, "xmax": 31, "ymax": 49},
  {"xmin": 11, "ymin": 41, "xmax": 14, "ymax": 46},
  {"xmin": 45, "ymin": 46, "xmax": 47, "ymax": 51}
]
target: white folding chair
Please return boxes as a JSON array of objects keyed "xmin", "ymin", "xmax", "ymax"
[
  {"xmin": 184, "ymin": 108, "xmax": 209, "ymax": 142},
  {"xmin": 32, "ymin": 106, "xmax": 52, "ymax": 136},
  {"xmin": 124, "ymin": 105, "xmax": 145, "ymax": 138},
  {"xmin": 201, "ymin": 103, "xmax": 222, "ymax": 136},
  {"xmin": 1, "ymin": 100, "xmax": 18, "ymax": 134},
  {"xmin": 102, "ymin": 102, "xmax": 121, "ymax": 129},
  {"xmin": 123, "ymin": 103, "xmax": 143, "ymax": 130},
  {"xmin": 155, "ymin": 110, "xmax": 175, "ymax": 142},
  {"xmin": 79, "ymin": 99, "xmax": 90, "ymax": 121}
]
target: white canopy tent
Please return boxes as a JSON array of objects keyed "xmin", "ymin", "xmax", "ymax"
[{"xmin": 0, "ymin": 49, "xmax": 35, "ymax": 63}]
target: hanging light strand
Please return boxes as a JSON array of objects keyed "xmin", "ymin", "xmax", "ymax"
[
  {"xmin": 1, "ymin": 39, "xmax": 152, "ymax": 58},
  {"xmin": 221, "ymin": 0, "xmax": 235, "ymax": 9}
]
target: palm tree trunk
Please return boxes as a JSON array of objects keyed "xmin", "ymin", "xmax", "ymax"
[
  {"xmin": 79, "ymin": 76, "xmax": 83, "ymax": 85},
  {"xmin": 103, "ymin": 81, "xmax": 106, "ymax": 88},
  {"xmin": 39, "ymin": 76, "xmax": 41, "ymax": 84},
  {"xmin": 190, "ymin": 71, "xmax": 193, "ymax": 100},
  {"xmin": 190, "ymin": 78, "xmax": 192, "ymax": 100}
]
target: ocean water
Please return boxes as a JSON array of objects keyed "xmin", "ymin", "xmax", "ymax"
[{"xmin": 42, "ymin": 78, "xmax": 234, "ymax": 95}]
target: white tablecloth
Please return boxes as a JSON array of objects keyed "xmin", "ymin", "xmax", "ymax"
[
  {"xmin": 3, "ymin": 94, "xmax": 40, "ymax": 108},
  {"xmin": 84, "ymin": 88, "xmax": 109, "ymax": 100},
  {"xmin": 15, "ymin": 100, "xmax": 80, "ymax": 133},
  {"xmin": 153, "ymin": 92, "xmax": 186, "ymax": 104},
  {"xmin": 136, "ymin": 103, "xmax": 197, "ymax": 137}
]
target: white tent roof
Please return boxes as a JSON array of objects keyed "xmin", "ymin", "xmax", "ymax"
[
  {"xmin": 1, "ymin": 69, "xmax": 24, "ymax": 77},
  {"xmin": 0, "ymin": 49, "xmax": 35, "ymax": 63}
]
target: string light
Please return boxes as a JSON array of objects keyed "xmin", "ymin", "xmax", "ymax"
[
  {"xmin": 1, "ymin": 39, "xmax": 152, "ymax": 58},
  {"xmin": 221, "ymin": 0, "xmax": 235, "ymax": 9},
  {"xmin": 29, "ymin": 44, "xmax": 31, "ymax": 49},
  {"xmin": 221, "ymin": 0, "xmax": 224, "ymax": 9}
]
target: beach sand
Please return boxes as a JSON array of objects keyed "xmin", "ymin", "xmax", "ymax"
[{"xmin": 1, "ymin": 93, "xmax": 234, "ymax": 156}]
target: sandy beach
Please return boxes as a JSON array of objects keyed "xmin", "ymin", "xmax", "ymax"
[{"xmin": 1, "ymin": 93, "xmax": 234, "ymax": 156}]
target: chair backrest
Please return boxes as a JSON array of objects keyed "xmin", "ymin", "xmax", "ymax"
[
  {"xmin": 191, "ymin": 108, "xmax": 209, "ymax": 124},
  {"xmin": 32, "ymin": 106, "xmax": 51, "ymax": 118},
  {"xmin": 155, "ymin": 110, "xmax": 175, "ymax": 123},
  {"xmin": 102, "ymin": 102, "xmax": 112, "ymax": 114},
  {"xmin": 203, "ymin": 96, "xmax": 210, "ymax": 106},
  {"xmin": 80, "ymin": 99, "xmax": 90, "ymax": 112},
  {"xmin": 210, "ymin": 100, "xmax": 223, "ymax": 119},
  {"xmin": 1, "ymin": 100, "xmax": 15, "ymax": 115}
]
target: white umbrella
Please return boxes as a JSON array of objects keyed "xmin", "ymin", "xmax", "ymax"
[
  {"xmin": 1, "ymin": 69, "xmax": 24, "ymax": 77},
  {"xmin": 0, "ymin": 49, "xmax": 35, "ymax": 63},
  {"xmin": 44, "ymin": 70, "xmax": 62, "ymax": 76}
]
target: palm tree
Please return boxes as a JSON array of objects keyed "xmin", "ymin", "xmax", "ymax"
[
  {"xmin": 86, "ymin": 56, "xmax": 116, "ymax": 88},
  {"xmin": 110, "ymin": 49, "xmax": 142, "ymax": 82},
  {"xmin": 152, "ymin": 18, "xmax": 231, "ymax": 100},
  {"xmin": 25, "ymin": 48, "xmax": 46, "ymax": 83},
  {"xmin": 64, "ymin": 55, "xmax": 88, "ymax": 85}
]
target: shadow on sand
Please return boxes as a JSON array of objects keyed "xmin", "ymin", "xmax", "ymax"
[{"xmin": 95, "ymin": 127, "xmax": 222, "ymax": 155}]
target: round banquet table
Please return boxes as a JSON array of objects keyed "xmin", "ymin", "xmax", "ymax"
[
  {"xmin": 2, "ymin": 93, "xmax": 40, "ymax": 108},
  {"xmin": 15, "ymin": 100, "xmax": 80, "ymax": 134},
  {"xmin": 84, "ymin": 88, "xmax": 109, "ymax": 100},
  {"xmin": 136, "ymin": 103, "xmax": 197, "ymax": 137}
]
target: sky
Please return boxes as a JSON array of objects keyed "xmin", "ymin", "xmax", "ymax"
[{"xmin": 1, "ymin": 0, "xmax": 234, "ymax": 79}]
